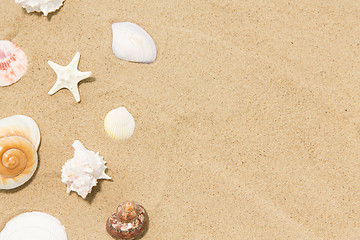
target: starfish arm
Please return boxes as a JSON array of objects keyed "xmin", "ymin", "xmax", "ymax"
[
  {"xmin": 48, "ymin": 52, "xmax": 90, "ymax": 103},
  {"xmin": 76, "ymin": 71, "xmax": 92, "ymax": 82},
  {"xmin": 68, "ymin": 52, "xmax": 81, "ymax": 69},
  {"xmin": 68, "ymin": 84, "xmax": 81, "ymax": 102},
  {"xmin": 48, "ymin": 60, "xmax": 64, "ymax": 73},
  {"xmin": 48, "ymin": 81, "xmax": 66, "ymax": 95}
]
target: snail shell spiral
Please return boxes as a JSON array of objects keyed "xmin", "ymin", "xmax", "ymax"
[
  {"xmin": 0, "ymin": 115, "xmax": 40, "ymax": 190},
  {"xmin": 106, "ymin": 201, "xmax": 148, "ymax": 240}
]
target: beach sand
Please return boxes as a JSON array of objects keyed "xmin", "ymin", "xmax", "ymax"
[{"xmin": 1, "ymin": 0, "xmax": 360, "ymax": 239}]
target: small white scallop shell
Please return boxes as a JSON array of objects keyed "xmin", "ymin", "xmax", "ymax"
[
  {"xmin": 0, "ymin": 115, "xmax": 40, "ymax": 190},
  {"xmin": 104, "ymin": 107, "xmax": 135, "ymax": 140},
  {"xmin": 112, "ymin": 22, "xmax": 157, "ymax": 63},
  {"xmin": 14, "ymin": 0, "xmax": 65, "ymax": 16},
  {"xmin": 0, "ymin": 212, "xmax": 67, "ymax": 240},
  {"xmin": 0, "ymin": 40, "xmax": 27, "ymax": 87}
]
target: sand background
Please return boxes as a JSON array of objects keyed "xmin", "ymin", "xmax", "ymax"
[{"xmin": 1, "ymin": 0, "xmax": 360, "ymax": 239}]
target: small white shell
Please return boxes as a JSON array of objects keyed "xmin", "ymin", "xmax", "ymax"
[
  {"xmin": 0, "ymin": 115, "xmax": 40, "ymax": 190},
  {"xmin": 112, "ymin": 22, "xmax": 157, "ymax": 63},
  {"xmin": 104, "ymin": 107, "xmax": 135, "ymax": 140},
  {"xmin": 0, "ymin": 40, "xmax": 27, "ymax": 87},
  {"xmin": 14, "ymin": 0, "xmax": 65, "ymax": 16},
  {"xmin": 61, "ymin": 140, "xmax": 111, "ymax": 199},
  {"xmin": 0, "ymin": 212, "xmax": 67, "ymax": 240}
]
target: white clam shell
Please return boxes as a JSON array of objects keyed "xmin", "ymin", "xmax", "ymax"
[
  {"xmin": 0, "ymin": 212, "xmax": 67, "ymax": 240},
  {"xmin": 0, "ymin": 40, "xmax": 27, "ymax": 87},
  {"xmin": 104, "ymin": 107, "xmax": 135, "ymax": 140},
  {"xmin": 14, "ymin": 0, "xmax": 65, "ymax": 16},
  {"xmin": 0, "ymin": 115, "xmax": 40, "ymax": 190},
  {"xmin": 61, "ymin": 140, "xmax": 111, "ymax": 199},
  {"xmin": 112, "ymin": 22, "xmax": 157, "ymax": 63}
]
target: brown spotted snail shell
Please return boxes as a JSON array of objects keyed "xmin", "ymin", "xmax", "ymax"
[
  {"xmin": 0, "ymin": 115, "xmax": 40, "ymax": 189},
  {"xmin": 106, "ymin": 201, "xmax": 149, "ymax": 240}
]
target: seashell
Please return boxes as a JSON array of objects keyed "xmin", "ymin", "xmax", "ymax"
[
  {"xmin": 0, "ymin": 40, "xmax": 27, "ymax": 87},
  {"xmin": 61, "ymin": 140, "xmax": 111, "ymax": 199},
  {"xmin": 104, "ymin": 107, "xmax": 135, "ymax": 140},
  {"xmin": 106, "ymin": 201, "xmax": 149, "ymax": 240},
  {"xmin": 112, "ymin": 22, "xmax": 157, "ymax": 63},
  {"xmin": 0, "ymin": 115, "xmax": 40, "ymax": 190},
  {"xmin": 0, "ymin": 211, "xmax": 67, "ymax": 240},
  {"xmin": 14, "ymin": 0, "xmax": 65, "ymax": 16}
]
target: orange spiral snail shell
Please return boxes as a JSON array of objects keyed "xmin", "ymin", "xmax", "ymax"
[
  {"xmin": 0, "ymin": 115, "xmax": 40, "ymax": 189},
  {"xmin": 106, "ymin": 201, "xmax": 148, "ymax": 240}
]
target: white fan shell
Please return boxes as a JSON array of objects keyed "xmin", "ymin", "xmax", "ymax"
[{"xmin": 0, "ymin": 212, "xmax": 67, "ymax": 240}]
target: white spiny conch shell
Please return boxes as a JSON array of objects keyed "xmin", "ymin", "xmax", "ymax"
[
  {"xmin": 61, "ymin": 140, "xmax": 111, "ymax": 199},
  {"xmin": 0, "ymin": 115, "xmax": 40, "ymax": 190},
  {"xmin": 104, "ymin": 107, "xmax": 135, "ymax": 140},
  {"xmin": 0, "ymin": 40, "xmax": 27, "ymax": 87},
  {"xmin": 0, "ymin": 212, "xmax": 67, "ymax": 240},
  {"xmin": 14, "ymin": 0, "xmax": 65, "ymax": 16},
  {"xmin": 112, "ymin": 22, "xmax": 157, "ymax": 63}
]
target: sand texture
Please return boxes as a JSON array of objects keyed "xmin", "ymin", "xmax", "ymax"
[{"xmin": 1, "ymin": 0, "xmax": 360, "ymax": 239}]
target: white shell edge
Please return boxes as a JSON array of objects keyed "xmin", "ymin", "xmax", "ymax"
[
  {"xmin": 0, "ymin": 115, "xmax": 40, "ymax": 149},
  {"xmin": 112, "ymin": 22, "xmax": 157, "ymax": 63},
  {"xmin": 14, "ymin": 0, "xmax": 65, "ymax": 16},
  {"xmin": 0, "ymin": 212, "xmax": 67, "ymax": 240}
]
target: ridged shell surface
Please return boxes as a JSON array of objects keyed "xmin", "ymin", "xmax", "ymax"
[
  {"xmin": 0, "ymin": 115, "xmax": 40, "ymax": 189},
  {"xmin": 104, "ymin": 107, "xmax": 135, "ymax": 140},
  {"xmin": 0, "ymin": 41, "xmax": 27, "ymax": 87},
  {"xmin": 112, "ymin": 22, "xmax": 156, "ymax": 63},
  {"xmin": 0, "ymin": 212, "xmax": 67, "ymax": 240},
  {"xmin": 14, "ymin": 0, "xmax": 65, "ymax": 16}
]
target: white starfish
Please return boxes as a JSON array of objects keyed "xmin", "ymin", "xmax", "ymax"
[{"xmin": 48, "ymin": 52, "xmax": 92, "ymax": 102}]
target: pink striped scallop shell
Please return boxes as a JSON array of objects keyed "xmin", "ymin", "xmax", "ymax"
[{"xmin": 0, "ymin": 40, "xmax": 27, "ymax": 87}]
